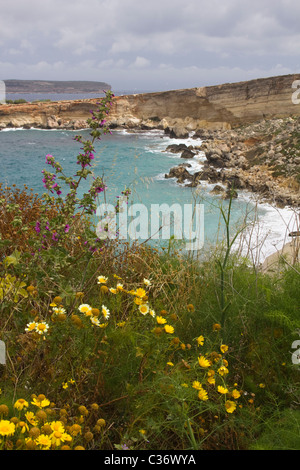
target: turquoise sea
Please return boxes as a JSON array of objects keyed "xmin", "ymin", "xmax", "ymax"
[{"xmin": 0, "ymin": 126, "xmax": 296, "ymax": 261}]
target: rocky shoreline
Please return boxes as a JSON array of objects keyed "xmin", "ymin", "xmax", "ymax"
[
  {"xmin": 1, "ymin": 73, "xmax": 300, "ymax": 210},
  {"xmin": 163, "ymin": 117, "xmax": 300, "ymax": 209},
  {"xmin": 0, "ymin": 107, "xmax": 299, "ymax": 209}
]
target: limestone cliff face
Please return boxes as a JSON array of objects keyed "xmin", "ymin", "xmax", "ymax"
[
  {"xmin": 1, "ymin": 73, "xmax": 300, "ymax": 131},
  {"xmin": 0, "ymin": 99, "xmax": 100, "ymax": 129},
  {"xmin": 109, "ymin": 74, "xmax": 300, "ymax": 131}
]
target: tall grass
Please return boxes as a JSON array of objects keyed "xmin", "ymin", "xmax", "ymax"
[{"xmin": 0, "ymin": 187, "xmax": 299, "ymax": 450}]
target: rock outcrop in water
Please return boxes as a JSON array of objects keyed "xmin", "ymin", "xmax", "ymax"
[{"xmin": 164, "ymin": 116, "xmax": 300, "ymax": 208}]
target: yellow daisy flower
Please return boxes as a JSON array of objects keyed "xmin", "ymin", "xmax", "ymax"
[
  {"xmin": 18, "ymin": 420, "xmax": 29, "ymax": 434},
  {"xmin": 0, "ymin": 420, "xmax": 15, "ymax": 437},
  {"xmin": 36, "ymin": 434, "xmax": 52, "ymax": 450},
  {"xmin": 25, "ymin": 411, "xmax": 38, "ymax": 426},
  {"xmin": 78, "ymin": 304, "xmax": 92, "ymax": 316},
  {"xmin": 25, "ymin": 322, "xmax": 37, "ymax": 332},
  {"xmin": 135, "ymin": 288, "xmax": 146, "ymax": 298},
  {"xmin": 225, "ymin": 400, "xmax": 237, "ymax": 413},
  {"xmin": 198, "ymin": 356, "xmax": 211, "ymax": 368},
  {"xmin": 97, "ymin": 275, "xmax": 108, "ymax": 284},
  {"xmin": 217, "ymin": 365, "xmax": 229, "ymax": 376},
  {"xmin": 35, "ymin": 322, "xmax": 49, "ymax": 336},
  {"xmin": 90, "ymin": 316, "xmax": 100, "ymax": 326},
  {"xmin": 139, "ymin": 304, "xmax": 149, "ymax": 315},
  {"xmin": 31, "ymin": 396, "xmax": 50, "ymax": 409},
  {"xmin": 156, "ymin": 316, "xmax": 167, "ymax": 324},
  {"xmin": 101, "ymin": 305, "xmax": 110, "ymax": 320},
  {"xmin": 231, "ymin": 389, "xmax": 241, "ymax": 399},
  {"xmin": 192, "ymin": 381, "xmax": 203, "ymax": 390},
  {"xmin": 14, "ymin": 398, "xmax": 29, "ymax": 411},
  {"xmin": 198, "ymin": 389, "xmax": 209, "ymax": 401},
  {"xmin": 164, "ymin": 325, "xmax": 174, "ymax": 334},
  {"xmin": 207, "ymin": 376, "xmax": 215, "ymax": 385}
]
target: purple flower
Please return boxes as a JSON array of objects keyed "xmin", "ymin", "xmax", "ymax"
[
  {"xmin": 46, "ymin": 154, "xmax": 55, "ymax": 165},
  {"xmin": 95, "ymin": 186, "xmax": 105, "ymax": 194},
  {"xmin": 35, "ymin": 221, "xmax": 41, "ymax": 233},
  {"xmin": 64, "ymin": 224, "xmax": 70, "ymax": 233}
]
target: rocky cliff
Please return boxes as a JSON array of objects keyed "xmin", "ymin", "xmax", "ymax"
[
  {"xmin": 109, "ymin": 74, "xmax": 300, "ymax": 133},
  {"xmin": 1, "ymin": 74, "xmax": 300, "ymax": 131}
]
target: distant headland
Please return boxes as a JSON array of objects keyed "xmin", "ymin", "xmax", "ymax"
[{"xmin": 4, "ymin": 79, "xmax": 111, "ymax": 94}]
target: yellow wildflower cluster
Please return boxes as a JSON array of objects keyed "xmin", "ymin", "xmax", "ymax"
[
  {"xmin": 24, "ymin": 296, "xmax": 67, "ymax": 339},
  {"xmin": 25, "ymin": 320, "xmax": 50, "ymax": 340},
  {"xmin": 97, "ymin": 274, "xmax": 156, "ymax": 320},
  {"xmin": 95, "ymin": 274, "xmax": 179, "ymax": 340},
  {"xmin": 118, "ymin": 279, "xmax": 152, "ymax": 310},
  {"xmin": 155, "ymin": 314, "xmax": 175, "ymax": 335},
  {"xmin": 0, "ymin": 394, "xmax": 106, "ymax": 450},
  {"xmin": 78, "ymin": 302, "xmax": 110, "ymax": 328},
  {"xmin": 187, "ymin": 331, "xmax": 241, "ymax": 414}
]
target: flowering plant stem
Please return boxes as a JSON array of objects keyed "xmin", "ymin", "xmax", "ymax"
[
  {"xmin": 217, "ymin": 190, "xmax": 246, "ymax": 328},
  {"xmin": 35, "ymin": 90, "xmax": 115, "ymax": 251}
]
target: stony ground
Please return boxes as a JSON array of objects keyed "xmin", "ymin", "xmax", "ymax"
[{"xmin": 164, "ymin": 116, "xmax": 300, "ymax": 208}]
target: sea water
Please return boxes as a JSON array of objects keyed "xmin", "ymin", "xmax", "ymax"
[{"xmin": 0, "ymin": 127, "xmax": 297, "ymax": 263}]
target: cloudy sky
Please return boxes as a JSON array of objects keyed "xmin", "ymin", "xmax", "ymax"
[{"xmin": 0, "ymin": 0, "xmax": 299, "ymax": 92}]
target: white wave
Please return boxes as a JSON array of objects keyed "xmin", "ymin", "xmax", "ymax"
[
  {"xmin": 154, "ymin": 172, "xmax": 167, "ymax": 181},
  {"xmin": 0, "ymin": 127, "xmax": 64, "ymax": 132},
  {"xmin": 231, "ymin": 194, "xmax": 299, "ymax": 264},
  {"xmin": 0, "ymin": 127, "xmax": 26, "ymax": 132}
]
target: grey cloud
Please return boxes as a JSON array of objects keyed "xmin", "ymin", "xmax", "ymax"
[{"xmin": 0, "ymin": 0, "xmax": 299, "ymax": 91}]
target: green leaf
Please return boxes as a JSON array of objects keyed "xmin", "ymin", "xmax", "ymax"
[{"xmin": 4, "ymin": 250, "xmax": 22, "ymax": 267}]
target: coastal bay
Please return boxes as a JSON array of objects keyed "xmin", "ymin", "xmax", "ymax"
[{"xmin": 0, "ymin": 74, "xmax": 299, "ymax": 268}]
